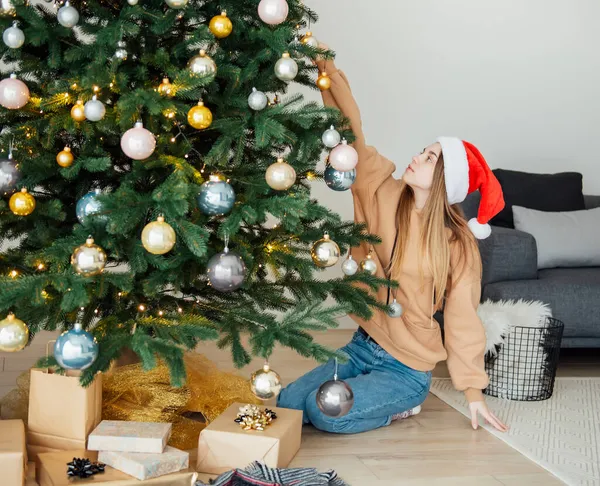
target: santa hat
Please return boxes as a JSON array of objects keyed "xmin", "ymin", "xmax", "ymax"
[{"xmin": 436, "ymin": 137, "xmax": 505, "ymax": 239}]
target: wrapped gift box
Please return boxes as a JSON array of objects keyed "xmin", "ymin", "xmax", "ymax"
[
  {"xmin": 88, "ymin": 421, "xmax": 172, "ymax": 454},
  {"xmin": 0, "ymin": 419, "xmax": 27, "ymax": 486},
  {"xmin": 99, "ymin": 446, "xmax": 189, "ymax": 480},
  {"xmin": 196, "ymin": 402, "xmax": 302, "ymax": 475},
  {"xmin": 36, "ymin": 450, "xmax": 197, "ymax": 486}
]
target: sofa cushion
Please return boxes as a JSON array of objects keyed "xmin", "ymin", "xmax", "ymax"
[
  {"xmin": 490, "ymin": 169, "xmax": 585, "ymax": 228},
  {"xmin": 512, "ymin": 206, "xmax": 600, "ymax": 269}
]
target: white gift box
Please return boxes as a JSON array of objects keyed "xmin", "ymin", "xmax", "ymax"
[
  {"xmin": 87, "ymin": 420, "xmax": 171, "ymax": 454},
  {"xmin": 99, "ymin": 446, "xmax": 189, "ymax": 481}
]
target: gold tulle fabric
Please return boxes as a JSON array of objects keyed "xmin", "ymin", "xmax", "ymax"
[{"xmin": 0, "ymin": 353, "xmax": 261, "ymax": 450}]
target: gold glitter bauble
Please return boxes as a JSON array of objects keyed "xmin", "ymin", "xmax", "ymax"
[
  {"xmin": 56, "ymin": 146, "xmax": 74, "ymax": 168},
  {"xmin": 187, "ymin": 101, "xmax": 213, "ymax": 130},
  {"xmin": 71, "ymin": 236, "xmax": 107, "ymax": 277},
  {"xmin": 209, "ymin": 11, "xmax": 233, "ymax": 39},
  {"xmin": 311, "ymin": 233, "xmax": 340, "ymax": 268},
  {"xmin": 141, "ymin": 215, "xmax": 176, "ymax": 255},
  {"xmin": 316, "ymin": 71, "xmax": 332, "ymax": 91},
  {"xmin": 9, "ymin": 188, "xmax": 35, "ymax": 216},
  {"xmin": 0, "ymin": 313, "xmax": 29, "ymax": 353},
  {"xmin": 157, "ymin": 77, "xmax": 173, "ymax": 97},
  {"xmin": 250, "ymin": 363, "xmax": 282, "ymax": 400},
  {"xmin": 70, "ymin": 100, "xmax": 86, "ymax": 121}
]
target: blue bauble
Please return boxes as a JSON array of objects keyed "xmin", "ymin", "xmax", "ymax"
[
  {"xmin": 76, "ymin": 189, "xmax": 105, "ymax": 224},
  {"xmin": 324, "ymin": 166, "xmax": 356, "ymax": 192},
  {"xmin": 54, "ymin": 324, "xmax": 99, "ymax": 370},
  {"xmin": 197, "ymin": 175, "xmax": 236, "ymax": 216}
]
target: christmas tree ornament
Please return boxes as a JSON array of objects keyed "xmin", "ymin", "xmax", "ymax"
[
  {"xmin": 157, "ymin": 77, "xmax": 173, "ymax": 97},
  {"xmin": 127, "ymin": 0, "xmax": 138, "ymax": 5},
  {"xmin": 258, "ymin": 0, "xmax": 288, "ymax": 25},
  {"xmin": 250, "ymin": 362, "xmax": 282, "ymax": 400},
  {"xmin": 206, "ymin": 243, "xmax": 246, "ymax": 292},
  {"xmin": 71, "ymin": 99, "xmax": 86, "ymax": 121},
  {"xmin": 324, "ymin": 165, "xmax": 355, "ymax": 192},
  {"xmin": 0, "ymin": 74, "xmax": 30, "ymax": 110},
  {"xmin": 187, "ymin": 100, "xmax": 213, "ymax": 130},
  {"xmin": 316, "ymin": 72, "xmax": 331, "ymax": 91},
  {"xmin": 114, "ymin": 40, "xmax": 128, "ymax": 61},
  {"xmin": 164, "ymin": 0, "xmax": 187, "ymax": 9},
  {"xmin": 188, "ymin": 50, "xmax": 217, "ymax": 77},
  {"xmin": 54, "ymin": 323, "xmax": 99, "ymax": 370},
  {"xmin": 84, "ymin": 95, "xmax": 106, "ymax": 121},
  {"xmin": 265, "ymin": 158, "xmax": 296, "ymax": 191},
  {"xmin": 0, "ymin": 0, "xmax": 15, "ymax": 16},
  {"xmin": 300, "ymin": 31, "xmax": 319, "ymax": 48},
  {"xmin": 141, "ymin": 215, "xmax": 176, "ymax": 255},
  {"xmin": 3, "ymin": 21, "xmax": 24, "ymax": 49},
  {"xmin": 248, "ymin": 87, "xmax": 268, "ymax": 111},
  {"xmin": 316, "ymin": 358, "xmax": 354, "ymax": 418},
  {"xmin": 71, "ymin": 236, "xmax": 107, "ymax": 277},
  {"xmin": 197, "ymin": 174, "xmax": 235, "ymax": 216},
  {"xmin": 329, "ymin": 139, "xmax": 358, "ymax": 172},
  {"xmin": 360, "ymin": 253, "xmax": 377, "ymax": 275},
  {"xmin": 0, "ymin": 313, "xmax": 29, "ymax": 353},
  {"xmin": 341, "ymin": 254, "xmax": 358, "ymax": 276},
  {"xmin": 76, "ymin": 189, "xmax": 105, "ymax": 224},
  {"xmin": 121, "ymin": 121, "xmax": 156, "ymax": 160},
  {"xmin": 274, "ymin": 52, "xmax": 298, "ymax": 82},
  {"xmin": 209, "ymin": 11, "xmax": 233, "ymax": 39},
  {"xmin": 9, "ymin": 188, "xmax": 35, "ymax": 216},
  {"xmin": 387, "ymin": 298, "xmax": 403, "ymax": 318},
  {"xmin": 56, "ymin": 146, "xmax": 74, "ymax": 167},
  {"xmin": 57, "ymin": 1, "xmax": 79, "ymax": 28},
  {"xmin": 0, "ymin": 151, "xmax": 20, "ymax": 196},
  {"xmin": 322, "ymin": 125, "xmax": 341, "ymax": 148},
  {"xmin": 311, "ymin": 232, "xmax": 340, "ymax": 268}
]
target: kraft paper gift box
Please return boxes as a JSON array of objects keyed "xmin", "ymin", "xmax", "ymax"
[
  {"xmin": 0, "ymin": 419, "xmax": 28, "ymax": 486},
  {"xmin": 36, "ymin": 450, "xmax": 198, "ymax": 486},
  {"xmin": 196, "ymin": 402, "xmax": 302, "ymax": 475},
  {"xmin": 27, "ymin": 369, "xmax": 102, "ymax": 459},
  {"xmin": 99, "ymin": 446, "xmax": 189, "ymax": 480},
  {"xmin": 88, "ymin": 421, "xmax": 172, "ymax": 454}
]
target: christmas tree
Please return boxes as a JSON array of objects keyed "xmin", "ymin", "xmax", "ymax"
[{"xmin": 0, "ymin": 0, "xmax": 388, "ymax": 387}]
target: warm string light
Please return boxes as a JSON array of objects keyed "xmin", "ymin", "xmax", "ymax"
[
  {"xmin": 37, "ymin": 263, "xmax": 45, "ymax": 270},
  {"xmin": 138, "ymin": 304, "xmax": 146, "ymax": 312},
  {"xmin": 158, "ymin": 310, "xmax": 164, "ymax": 317},
  {"xmin": 9, "ymin": 270, "xmax": 18, "ymax": 278}
]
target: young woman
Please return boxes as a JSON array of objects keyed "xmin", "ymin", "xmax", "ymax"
[{"xmin": 277, "ymin": 49, "xmax": 509, "ymax": 435}]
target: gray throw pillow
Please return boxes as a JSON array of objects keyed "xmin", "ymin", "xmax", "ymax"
[{"xmin": 512, "ymin": 205, "xmax": 600, "ymax": 269}]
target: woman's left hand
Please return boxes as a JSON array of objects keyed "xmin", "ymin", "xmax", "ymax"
[{"xmin": 468, "ymin": 401, "xmax": 509, "ymax": 432}]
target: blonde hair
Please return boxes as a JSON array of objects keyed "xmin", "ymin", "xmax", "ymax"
[{"xmin": 388, "ymin": 154, "xmax": 481, "ymax": 311}]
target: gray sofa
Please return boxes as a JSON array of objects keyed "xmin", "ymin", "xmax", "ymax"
[{"xmin": 461, "ymin": 192, "xmax": 600, "ymax": 348}]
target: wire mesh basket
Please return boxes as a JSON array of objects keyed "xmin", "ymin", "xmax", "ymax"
[{"xmin": 484, "ymin": 317, "xmax": 564, "ymax": 401}]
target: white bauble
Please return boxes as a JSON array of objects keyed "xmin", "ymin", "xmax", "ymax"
[
  {"xmin": 3, "ymin": 22, "xmax": 24, "ymax": 49},
  {"xmin": 84, "ymin": 96, "xmax": 106, "ymax": 121}
]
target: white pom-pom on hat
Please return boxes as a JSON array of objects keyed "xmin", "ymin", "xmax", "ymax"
[{"xmin": 468, "ymin": 218, "xmax": 492, "ymax": 240}]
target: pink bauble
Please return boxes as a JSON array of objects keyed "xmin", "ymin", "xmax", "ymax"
[
  {"xmin": 0, "ymin": 74, "xmax": 30, "ymax": 110},
  {"xmin": 329, "ymin": 140, "xmax": 358, "ymax": 172},
  {"xmin": 258, "ymin": 0, "xmax": 289, "ymax": 25},
  {"xmin": 120, "ymin": 121, "xmax": 156, "ymax": 160}
]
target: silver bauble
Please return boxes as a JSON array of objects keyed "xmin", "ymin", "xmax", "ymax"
[
  {"xmin": 250, "ymin": 363, "xmax": 282, "ymax": 400},
  {"xmin": 0, "ymin": 313, "xmax": 29, "ymax": 353},
  {"xmin": 165, "ymin": 0, "xmax": 187, "ymax": 8},
  {"xmin": 3, "ymin": 22, "xmax": 24, "ymax": 49},
  {"xmin": 57, "ymin": 1, "xmax": 79, "ymax": 28},
  {"xmin": 274, "ymin": 53, "xmax": 298, "ymax": 82},
  {"xmin": 114, "ymin": 40, "xmax": 128, "ymax": 60},
  {"xmin": 311, "ymin": 233, "xmax": 340, "ymax": 268},
  {"xmin": 387, "ymin": 298, "xmax": 404, "ymax": 318},
  {"xmin": 360, "ymin": 254, "xmax": 377, "ymax": 275},
  {"xmin": 0, "ymin": 152, "xmax": 20, "ymax": 196},
  {"xmin": 76, "ymin": 189, "xmax": 105, "ymax": 224},
  {"xmin": 127, "ymin": 0, "xmax": 138, "ymax": 4},
  {"xmin": 188, "ymin": 50, "xmax": 217, "ymax": 77},
  {"xmin": 71, "ymin": 237, "xmax": 107, "ymax": 277},
  {"xmin": 197, "ymin": 175, "xmax": 235, "ymax": 216},
  {"xmin": 341, "ymin": 255, "xmax": 358, "ymax": 276},
  {"xmin": 84, "ymin": 95, "xmax": 106, "ymax": 121},
  {"xmin": 207, "ymin": 246, "xmax": 246, "ymax": 292},
  {"xmin": 322, "ymin": 125, "xmax": 341, "ymax": 148},
  {"xmin": 316, "ymin": 379, "xmax": 354, "ymax": 418},
  {"xmin": 248, "ymin": 87, "xmax": 268, "ymax": 111},
  {"xmin": 54, "ymin": 323, "xmax": 98, "ymax": 370},
  {"xmin": 324, "ymin": 165, "xmax": 355, "ymax": 192}
]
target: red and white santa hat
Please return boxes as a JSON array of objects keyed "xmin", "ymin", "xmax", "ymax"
[{"xmin": 436, "ymin": 137, "xmax": 505, "ymax": 239}]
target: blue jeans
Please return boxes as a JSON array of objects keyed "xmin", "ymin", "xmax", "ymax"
[{"xmin": 277, "ymin": 330, "xmax": 431, "ymax": 434}]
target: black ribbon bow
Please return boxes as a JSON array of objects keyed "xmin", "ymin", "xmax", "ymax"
[{"xmin": 67, "ymin": 457, "xmax": 106, "ymax": 479}]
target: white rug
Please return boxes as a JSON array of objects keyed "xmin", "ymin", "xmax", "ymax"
[{"xmin": 430, "ymin": 378, "xmax": 600, "ymax": 486}]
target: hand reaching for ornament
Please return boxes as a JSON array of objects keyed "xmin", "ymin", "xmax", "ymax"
[{"xmin": 469, "ymin": 400, "xmax": 509, "ymax": 432}]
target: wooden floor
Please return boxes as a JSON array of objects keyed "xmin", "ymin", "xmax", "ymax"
[{"xmin": 3, "ymin": 329, "xmax": 599, "ymax": 485}]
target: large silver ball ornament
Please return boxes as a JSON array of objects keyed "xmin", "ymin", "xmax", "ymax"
[
  {"xmin": 322, "ymin": 125, "xmax": 341, "ymax": 148},
  {"xmin": 250, "ymin": 363, "xmax": 282, "ymax": 400},
  {"xmin": 248, "ymin": 87, "xmax": 268, "ymax": 111},
  {"xmin": 54, "ymin": 323, "xmax": 98, "ymax": 370},
  {"xmin": 274, "ymin": 52, "xmax": 298, "ymax": 82},
  {"xmin": 197, "ymin": 175, "xmax": 235, "ymax": 216},
  {"xmin": 316, "ymin": 379, "xmax": 354, "ymax": 418},
  {"xmin": 324, "ymin": 165, "xmax": 355, "ymax": 192},
  {"xmin": 3, "ymin": 21, "xmax": 24, "ymax": 49},
  {"xmin": 360, "ymin": 254, "xmax": 377, "ymax": 275},
  {"xmin": 57, "ymin": 1, "xmax": 79, "ymax": 28},
  {"xmin": 207, "ymin": 246, "xmax": 247, "ymax": 292},
  {"xmin": 0, "ymin": 152, "xmax": 20, "ymax": 196},
  {"xmin": 387, "ymin": 298, "xmax": 404, "ymax": 318},
  {"xmin": 311, "ymin": 233, "xmax": 340, "ymax": 268},
  {"xmin": 84, "ymin": 95, "xmax": 106, "ymax": 121},
  {"xmin": 341, "ymin": 255, "xmax": 359, "ymax": 276},
  {"xmin": 71, "ymin": 237, "xmax": 107, "ymax": 277}
]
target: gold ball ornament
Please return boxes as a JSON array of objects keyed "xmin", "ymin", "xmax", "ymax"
[
  {"xmin": 250, "ymin": 362, "xmax": 282, "ymax": 400},
  {"xmin": 9, "ymin": 188, "xmax": 35, "ymax": 216},
  {"xmin": 300, "ymin": 31, "xmax": 319, "ymax": 48},
  {"xmin": 188, "ymin": 49, "xmax": 217, "ymax": 77},
  {"xmin": 311, "ymin": 232, "xmax": 340, "ymax": 268},
  {"xmin": 141, "ymin": 215, "xmax": 176, "ymax": 255},
  {"xmin": 70, "ymin": 100, "xmax": 86, "ymax": 122},
  {"xmin": 187, "ymin": 101, "xmax": 213, "ymax": 130},
  {"xmin": 71, "ymin": 236, "xmax": 107, "ymax": 277},
  {"xmin": 265, "ymin": 158, "xmax": 296, "ymax": 191},
  {"xmin": 360, "ymin": 253, "xmax": 378, "ymax": 275},
  {"xmin": 0, "ymin": 313, "xmax": 29, "ymax": 353},
  {"xmin": 209, "ymin": 11, "xmax": 233, "ymax": 39},
  {"xmin": 157, "ymin": 77, "xmax": 173, "ymax": 97},
  {"xmin": 317, "ymin": 71, "xmax": 332, "ymax": 91},
  {"xmin": 56, "ymin": 146, "xmax": 74, "ymax": 168}
]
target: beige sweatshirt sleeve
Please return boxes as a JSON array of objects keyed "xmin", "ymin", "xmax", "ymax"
[{"xmin": 443, "ymin": 246, "xmax": 489, "ymax": 403}]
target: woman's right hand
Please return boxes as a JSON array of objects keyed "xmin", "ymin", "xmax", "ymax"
[{"xmin": 315, "ymin": 42, "xmax": 336, "ymax": 74}]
